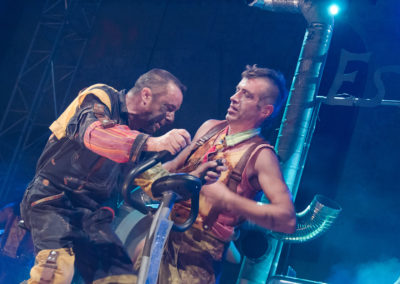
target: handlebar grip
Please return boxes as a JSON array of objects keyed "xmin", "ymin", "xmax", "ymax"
[
  {"xmin": 123, "ymin": 193, "xmax": 149, "ymax": 215},
  {"xmin": 122, "ymin": 150, "xmax": 170, "ymax": 213},
  {"xmin": 172, "ymin": 191, "xmax": 200, "ymax": 232}
]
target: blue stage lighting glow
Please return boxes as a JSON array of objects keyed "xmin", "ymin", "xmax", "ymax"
[{"xmin": 329, "ymin": 4, "xmax": 340, "ymax": 15}]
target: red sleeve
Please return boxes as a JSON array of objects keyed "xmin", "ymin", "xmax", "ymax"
[{"xmin": 84, "ymin": 121, "xmax": 149, "ymax": 163}]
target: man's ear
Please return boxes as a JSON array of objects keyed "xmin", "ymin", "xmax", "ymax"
[
  {"xmin": 140, "ymin": 87, "xmax": 153, "ymax": 106},
  {"xmin": 261, "ymin": 104, "xmax": 274, "ymax": 119}
]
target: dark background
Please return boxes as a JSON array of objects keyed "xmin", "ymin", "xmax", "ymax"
[{"xmin": 0, "ymin": 0, "xmax": 399, "ymax": 283}]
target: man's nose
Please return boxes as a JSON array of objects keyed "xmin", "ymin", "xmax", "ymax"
[
  {"xmin": 230, "ymin": 91, "xmax": 240, "ymax": 103},
  {"xmin": 165, "ymin": 111, "xmax": 175, "ymax": 123}
]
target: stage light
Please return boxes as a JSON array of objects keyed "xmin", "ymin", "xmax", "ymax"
[{"xmin": 328, "ymin": 3, "xmax": 340, "ymax": 15}]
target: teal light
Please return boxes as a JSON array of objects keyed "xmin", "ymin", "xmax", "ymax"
[{"xmin": 329, "ymin": 4, "xmax": 340, "ymax": 15}]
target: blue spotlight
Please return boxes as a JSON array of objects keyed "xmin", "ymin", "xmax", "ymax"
[{"xmin": 328, "ymin": 3, "xmax": 340, "ymax": 15}]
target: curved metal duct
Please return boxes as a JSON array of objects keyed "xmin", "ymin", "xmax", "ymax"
[
  {"xmin": 238, "ymin": 195, "xmax": 341, "ymax": 260},
  {"xmin": 271, "ymin": 195, "xmax": 341, "ymax": 243}
]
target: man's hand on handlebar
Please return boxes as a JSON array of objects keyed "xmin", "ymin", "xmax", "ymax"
[
  {"xmin": 190, "ymin": 159, "xmax": 227, "ymax": 185},
  {"xmin": 145, "ymin": 129, "xmax": 191, "ymax": 155}
]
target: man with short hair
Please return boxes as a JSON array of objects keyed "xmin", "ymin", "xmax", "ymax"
[
  {"xmin": 136, "ymin": 65, "xmax": 296, "ymax": 283},
  {"xmin": 20, "ymin": 68, "xmax": 220, "ymax": 284}
]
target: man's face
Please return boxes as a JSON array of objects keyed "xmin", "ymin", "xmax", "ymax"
[
  {"xmin": 135, "ymin": 83, "xmax": 183, "ymax": 134},
  {"xmin": 226, "ymin": 77, "xmax": 276, "ymax": 130}
]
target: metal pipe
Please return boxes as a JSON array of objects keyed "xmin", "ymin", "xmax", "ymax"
[
  {"xmin": 317, "ymin": 95, "xmax": 400, "ymax": 107},
  {"xmin": 237, "ymin": 1, "xmax": 334, "ymax": 283},
  {"xmin": 247, "ymin": 0, "xmax": 300, "ymax": 13},
  {"xmin": 271, "ymin": 195, "xmax": 341, "ymax": 242},
  {"xmin": 137, "ymin": 192, "xmax": 176, "ymax": 284},
  {"xmin": 237, "ymin": 195, "xmax": 340, "ymax": 262}
]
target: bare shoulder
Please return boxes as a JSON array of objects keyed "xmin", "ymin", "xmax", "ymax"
[
  {"xmin": 247, "ymin": 146, "xmax": 286, "ymax": 192},
  {"xmin": 247, "ymin": 146, "xmax": 281, "ymax": 177},
  {"xmin": 192, "ymin": 119, "xmax": 224, "ymax": 142},
  {"xmin": 255, "ymin": 147, "xmax": 280, "ymax": 169}
]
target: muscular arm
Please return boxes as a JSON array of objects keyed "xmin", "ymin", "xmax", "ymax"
[{"xmin": 202, "ymin": 148, "xmax": 296, "ymax": 234}]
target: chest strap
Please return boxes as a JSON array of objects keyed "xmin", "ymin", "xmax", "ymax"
[
  {"xmin": 195, "ymin": 121, "xmax": 229, "ymax": 147},
  {"xmin": 202, "ymin": 136, "xmax": 269, "ymax": 232},
  {"xmin": 182, "ymin": 121, "xmax": 229, "ymax": 167},
  {"xmin": 226, "ymin": 136, "xmax": 265, "ymax": 192},
  {"xmin": 181, "ymin": 121, "xmax": 272, "ymax": 233}
]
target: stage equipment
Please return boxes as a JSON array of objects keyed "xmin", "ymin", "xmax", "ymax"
[
  {"xmin": 238, "ymin": 0, "xmax": 336, "ymax": 283},
  {"xmin": 271, "ymin": 195, "xmax": 341, "ymax": 243},
  {"xmin": 267, "ymin": 275, "xmax": 327, "ymax": 284},
  {"xmin": 237, "ymin": 194, "xmax": 341, "ymax": 263},
  {"xmin": 0, "ymin": 0, "xmax": 102, "ymax": 202},
  {"xmin": 328, "ymin": 4, "xmax": 340, "ymax": 15},
  {"xmin": 121, "ymin": 151, "xmax": 203, "ymax": 284}
]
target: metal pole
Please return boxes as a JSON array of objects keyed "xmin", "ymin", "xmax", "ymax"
[{"xmin": 237, "ymin": 1, "xmax": 334, "ymax": 282}]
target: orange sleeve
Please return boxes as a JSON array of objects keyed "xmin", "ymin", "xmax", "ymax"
[{"xmin": 84, "ymin": 121, "xmax": 149, "ymax": 163}]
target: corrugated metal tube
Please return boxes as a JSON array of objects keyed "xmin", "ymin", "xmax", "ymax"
[{"xmin": 271, "ymin": 195, "xmax": 341, "ymax": 243}]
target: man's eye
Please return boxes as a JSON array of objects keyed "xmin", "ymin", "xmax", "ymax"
[{"xmin": 165, "ymin": 105, "xmax": 175, "ymax": 112}]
